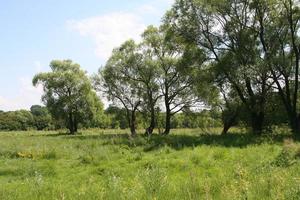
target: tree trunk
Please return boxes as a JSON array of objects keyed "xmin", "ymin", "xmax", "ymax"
[
  {"xmin": 288, "ymin": 0, "xmax": 300, "ymax": 135},
  {"xmin": 250, "ymin": 112, "xmax": 264, "ymax": 135},
  {"xmin": 163, "ymin": 106, "xmax": 171, "ymax": 135},
  {"xmin": 68, "ymin": 113, "xmax": 75, "ymax": 135},
  {"xmin": 222, "ymin": 124, "xmax": 231, "ymax": 135},
  {"xmin": 145, "ymin": 105, "xmax": 155, "ymax": 136},
  {"xmin": 130, "ymin": 110, "xmax": 137, "ymax": 137},
  {"xmin": 288, "ymin": 112, "xmax": 300, "ymax": 134},
  {"xmin": 221, "ymin": 113, "xmax": 238, "ymax": 135},
  {"xmin": 74, "ymin": 115, "xmax": 78, "ymax": 133}
]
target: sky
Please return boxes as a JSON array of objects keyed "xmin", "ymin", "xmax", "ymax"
[{"xmin": 0, "ymin": 0, "xmax": 174, "ymax": 111}]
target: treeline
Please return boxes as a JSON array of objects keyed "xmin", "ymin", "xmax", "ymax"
[
  {"xmin": 94, "ymin": 0, "xmax": 299, "ymax": 136},
  {"xmin": 6, "ymin": 0, "xmax": 300, "ymax": 136},
  {"xmin": 0, "ymin": 106, "xmax": 222, "ymax": 131},
  {"xmin": 0, "ymin": 106, "xmax": 52, "ymax": 131}
]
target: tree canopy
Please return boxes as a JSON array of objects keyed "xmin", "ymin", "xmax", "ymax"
[{"xmin": 33, "ymin": 60, "xmax": 104, "ymax": 134}]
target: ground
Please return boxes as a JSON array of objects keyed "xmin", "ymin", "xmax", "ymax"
[{"xmin": 0, "ymin": 128, "xmax": 300, "ymax": 200}]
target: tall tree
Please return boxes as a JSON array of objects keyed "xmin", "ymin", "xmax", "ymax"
[
  {"xmin": 253, "ymin": 0, "xmax": 300, "ymax": 134},
  {"xmin": 33, "ymin": 60, "xmax": 103, "ymax": 134},
  {"xmin": 142, "ymin": 25, "xmax": 204, "ymax": 135},
  {"xmin": 137, "ymin": 61, "xmax": 161, "ymax": 135},
  {"xmin": 139, "ymin": 36, "xmax": 163, "ymax": 135},
  {"xmin": 97, "ymin": 40, "xmax": 143, "ymax": 136},
  {"xmin": 167, "ymin": 0, "xmax": 272, "ymax": 134}
]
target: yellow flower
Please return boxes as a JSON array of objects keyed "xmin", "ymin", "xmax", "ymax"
[{"xmin": 17, "ymin": 152, "xmax": 33, "ymax": 159}]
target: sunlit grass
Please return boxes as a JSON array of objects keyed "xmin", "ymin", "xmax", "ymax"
[{"xmin": 0, "ymin": 128, "xmax": 300, "ymax": 199}]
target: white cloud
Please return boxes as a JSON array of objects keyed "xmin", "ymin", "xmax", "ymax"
[
  {"xmin": 0, "ymin": 77, "xmax": 43, "ymax": 111},
  {"xmin": 67, "ymin": 0, "xmax": 175, "ymax": 62},
  {"xmin": 67, "ymin": 12, "xmax": 146, "ymax": 60}
]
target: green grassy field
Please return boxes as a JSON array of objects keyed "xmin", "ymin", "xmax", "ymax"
[{"xmin": 1, "ymin": 128, "xmax": 300, "ymax": 200}]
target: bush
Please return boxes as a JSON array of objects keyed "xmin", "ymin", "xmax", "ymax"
[{"xmin": 273, "ymin": 139, "xmax": 300, "ymax": 167}]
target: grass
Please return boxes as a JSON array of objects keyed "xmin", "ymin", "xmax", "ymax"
[{"xmin": 0, "ymin": 128, "xmax": 300, "ymax": 199}]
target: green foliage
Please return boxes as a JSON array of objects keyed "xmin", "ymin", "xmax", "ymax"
[
  {"xmin": 170, "ymin": 111, "xmax": 222, "ymax": 129},
  {"xmin": 0, "ymin": 110, "xmax": 34, "ymax": 131},
  {"xmin": 33, "ymin": 60, "xmax": 104, "ymax": 134},
  {"xmin": 167, "ymin": 0, "xmax": 285, "ymax": 134},
  {"xmin": 0, "ymin": 107, "xmax": 223, "ymax": 131},
  {"xmin": 265, "ymin": 93, "xmax": 289, "ymax": 126},
  {"xmin": 104, "ymin": 105, "xmax": 128, "ymax": 129},
  {"xmin": 30, "ymin": 105, "xmax": 53, "ymax": 130},
  {"xmin": 98, "ymin": 40, "xmax": 143, "ymax": 135}
]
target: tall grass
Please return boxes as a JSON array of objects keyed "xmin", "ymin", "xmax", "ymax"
[{"xmin": 0, "ymin": 128, "xmax": 299, "ymax": 199}]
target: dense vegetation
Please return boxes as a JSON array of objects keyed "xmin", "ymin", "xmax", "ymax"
[
  {"xmin": 0, "ymin": 106, "xmax": 222, "ymax": 131},
  {"xmin": 0, "ymin": 106, "xmax": 51, "ymax": 131}
]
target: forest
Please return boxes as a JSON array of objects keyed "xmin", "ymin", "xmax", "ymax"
[{"xmin": 2, "ymin": 0, "xmax": 300, "ymax": 199}]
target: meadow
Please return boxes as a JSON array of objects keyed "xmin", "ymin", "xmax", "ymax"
[{"xmin": 1, "ymin": 128, "xmax": 300, "ymax": 200}]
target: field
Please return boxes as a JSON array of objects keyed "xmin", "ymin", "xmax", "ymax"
[{"xmin": 1, "ymin": 128, "xmax": 300, "ymax": 200}]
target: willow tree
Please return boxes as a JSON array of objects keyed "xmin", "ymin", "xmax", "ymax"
[
  {"xmin": 142, "ymin": 25, "xmax": 205, "ymax": 135},
  {"xmin": 252, "ymin": 0, "xmax": 300, "ymax": 134},
  {"xmin": 167, "ymin": 0, "xmax": 274, "ymax": 134},
  {"xmin": 137, "ymin": 46, "xmax": 162, "ymax": 135},
  {"xmin": 33, "ymin": 60, "xmax": 103, "ymax": 134},
  {"xmin": 97, "ymin": 40, "xmax": 143, "ymax": 136}
]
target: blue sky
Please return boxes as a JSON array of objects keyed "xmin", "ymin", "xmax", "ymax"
[{"xmin": 0, "ymin": 0, "xmax": 173, "ymax": 111}]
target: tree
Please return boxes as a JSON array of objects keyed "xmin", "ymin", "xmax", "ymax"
[
  {"xmin": 142, "ymin": 25, "xmax": 204, "ymax": 135},
  {"xmin": 167, "ymin": 0, "xmax": 273, "ymax": 134},
  {"xmin": 136, "ymin": 37, "xmax": 163, "ymax": 135},
  {"xmin": 97, "ymin": 41, "xmax": 143, "ymax": 136},
  {"xmin": 252, "ymin": 0, "xmax": 300, "ymax": 134},
  {"xmin": 30, "ymin": 105, "xmax": 52, "ymax": 130},
  {"xmin": 0, "ymin": 110, "xmax": 34, "ymax": 131},
  {"xmin": 105, "ymin": 105, "xmax": 130, "ymax": 129},
  {"xmin": 33, "ymin": 60, "xmax": 103, "ymax": 134},
  {"xmin": 220, "ymin": 90, "xmax": 242, "ymax": 135}
]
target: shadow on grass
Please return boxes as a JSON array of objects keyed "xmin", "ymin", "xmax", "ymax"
[
  {"xmin": 41, "ymin": 130, "xmax": 297, "ymax": 151},
  {"xmin": 0, "ymin": 169, "xmax": 19, "ymax": 177},
  {"xmin": 148, "ymin": 134, "xmax": 296, "ymax": 151},
  {"xmin": 42, "ymin": 132, "xmax": 70, "ymax": 137}
]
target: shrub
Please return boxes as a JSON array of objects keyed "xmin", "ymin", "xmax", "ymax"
[{"xmin": 273, "ymin": 139, "xmax": 300, "ymax": 167}]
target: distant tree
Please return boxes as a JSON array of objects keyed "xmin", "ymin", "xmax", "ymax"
[
  {"xmin": 105, "ymin": 105, "xmax": 129, "ymax": 129},
  {"xmin": 0, "ymin": 110, "xmax": 34, "ymax": 131},
  {"xmin": 30, "ymin": 105, "xmax": 52, "ymax": 130},
  {"xmin": 80, "ymin": 92, "xmax": 105, "ymax": 129},
  {"xmin": 33, "ymin": 60, "xmax": 103, "ymax": 134}
]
